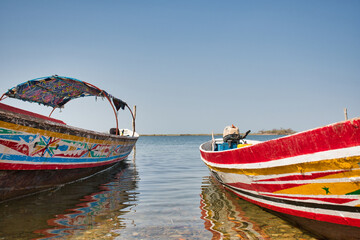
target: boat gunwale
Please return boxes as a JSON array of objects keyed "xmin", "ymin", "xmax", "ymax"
[
  {"xmin": 200, "ymin": 118, "xmax": 360, "ymax": 168},
  {"xmin": 200, "ymin": 117, "xmax": 360, "ymax": 154}
]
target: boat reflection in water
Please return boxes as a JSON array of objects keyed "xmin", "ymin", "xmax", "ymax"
[
  {"xmin": 200, "ymin": 176, "xmax": 269, "ymax": 240},
  {"xmin": 34, "ymin": 160, "xmax": 138, "ymax": 239},
  {"xmin": 200, "ymin": 176, "xmax": 317, "ymax": 240}
]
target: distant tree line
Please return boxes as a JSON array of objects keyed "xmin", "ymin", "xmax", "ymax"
[{"xmin": 257, "ymin": 128, "xmax": 296, "ymax": 135}]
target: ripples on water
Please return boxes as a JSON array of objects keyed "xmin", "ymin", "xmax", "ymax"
[{"xmin": 0, "ymin": 135, "xmax": 318, "ymax": 239}]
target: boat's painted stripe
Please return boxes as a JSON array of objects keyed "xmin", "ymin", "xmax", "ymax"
[
  {"xmin": 0, "ymin": 151, "xmax": 131, "ymax": 164},
  {"xmin": 273, "ymin": 181, "xmax": 360, "ymax": 195},
  {"xmin": 0, "ymin": 121, "xmax": 135, "ymax": 145},
  {"xmin": 201, "ymin": 118, "xmax": 360, "ymax": 165},
  {"xmin": 203, "ymin": 155, "xmax": 360, "ymax": 176},
  {"xmin": 227, "ymin": 181, "xmax": 307, "ymax": 193},
  {"xmin": 0, "ymin": 136, "xmax": 133, "ymax": 158},
  {"xmin": 0, "ymin": 123, "xmax": 136, "ymax": 162},
  {"xmin": 255, "ymin": 169, "xmax": 350, "ymax": 182},
  {"xmin": 0, "ymin": 154, "xmax": 129, "ymax": 170},
  {"xmin": 261, "ymin": 193, "xmax": 358, "ymax": 205},
  {"xmin": 201, "ymin": 146, "xmax": 360, "ymax": 170},
  {"xmin": 222, "ymin": 171, "xmax": 360, "ymax": 185},
  {"xmin": 225, "ymin": 180, "xmax": 360, "ymax": 196},
  {"xmin": 251, "ymin": 177, "xmax": 360, "ymax": 185},
  {"xmin": 211, "ymin": 166, "xmax": 360, "ymax": 196},
  {"xmin": 215, "ymin": 169, "xmax": 360, "ymax": 185},
  {"xmin": 211, "ymin": 172, "xmax": 360, "ymax": 226},
  {"xmin": 224, "ymin": 183, "xmax": 360, "ymax": 215},
  {"xmin": 226, "ymin": 185, "xmax": 360, "ymax": 227},
  {"xmin": 0, "ymin": 121, "xmax": 137, "ymax": 170}
]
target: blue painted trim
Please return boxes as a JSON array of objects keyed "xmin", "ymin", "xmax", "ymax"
[{"xmin": 0, "ymin": 151, "xmax": 131, "ymax": 164}]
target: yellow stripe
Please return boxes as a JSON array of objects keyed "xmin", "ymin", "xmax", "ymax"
[
  {"xmin": 274, "ymin": 181, "xmax": 360, "ymax": 196},
  {"xmin": 0, "ymin": 120, "xmax": 131, "ymax": 145},
  {"xmin": 318, "ymin": 168, "xmax": 360, "ymax": 179},
  {"xmin": 206, "ymin": 156, "xmax": 360, "ymax": 176}
]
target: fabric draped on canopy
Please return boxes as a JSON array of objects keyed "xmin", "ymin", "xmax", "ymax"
[{"xmin": 4, "ymin": 75, "xmax": 127, "ymax": 110}]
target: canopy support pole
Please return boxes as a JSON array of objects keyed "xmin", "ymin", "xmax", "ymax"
[
  {"xmin": 49, "ymin": 107, "xmax": 56, "ymax": 117},
  {"xmin": 126, "ymin": 104, "xmax": 136, "ymax": 136},
  {"xmin": 81, "ymin": 81, "xmax": 120, "ymax": 135},
  {"xmin": 103, "ymin": 94, "xmax": 119, "ymax": 135},
  {"xmin": 0, "ymin": 93, "xmax": 7, "ymax": 101}
]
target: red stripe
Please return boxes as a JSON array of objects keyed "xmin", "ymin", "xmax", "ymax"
[
  {"xmin": 227, "ymin": 187, "xmax": 360, "ymax": 228},
  {"xmin": 0, "ymin": 139, "xmax": 30, "ymax": 155},
  {"xmin": 201, "ymin": 118, "xmax": 360, "ymax": 165},
  {"xmin": 0, "ymin": 102, "xmax": 66, "ymax": 125},
  {"xmin": 0, "ymin": 157, "xmax": 127, "ymax": 170},
  {"xmin": 256, "ymin": 170, "xmax": 347, "ymax": 182},
  {"xmin": 228, "ymin": 181, "xmax": 307, "ymax": 193}
]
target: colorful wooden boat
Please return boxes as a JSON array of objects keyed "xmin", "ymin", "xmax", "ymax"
[
  {"xmin": 200, "ymin": 119, "xmax": 360, "ymax": 240},
  {"xmin": 0, "ymin": 76, "xmax": 139, "ymax": 202}
]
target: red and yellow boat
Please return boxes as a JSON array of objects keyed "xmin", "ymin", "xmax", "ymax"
[
  {"xmin": 0, "ymin": 76, "xmax": 138, "ymax": 202},
  {"xmin": 200, "ymin": 120, "xmax": 360, "ymax": 240}
]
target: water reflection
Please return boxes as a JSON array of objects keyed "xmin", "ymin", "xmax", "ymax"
[
  {"xmin": 36, "ymin": 162, "xmax": 138, "ymax": 239},
  {"xmin": 0, "ymin": 161, "xmax": 139, "ymax": 240},
  {"xmin": 200, "ymin": 176, "xmax": 317, "ymax": 240},
  {"xmin": 200, "ymin": 176, "xmax": 269, "ymax": 240}
]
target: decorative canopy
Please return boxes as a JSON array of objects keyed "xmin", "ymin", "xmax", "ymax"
[{"xmin": 3, "ymin": 75, "xmax": 127, "ymax": 111}]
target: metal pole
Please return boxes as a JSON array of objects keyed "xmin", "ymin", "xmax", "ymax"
[{"xmin": 344, "ymin": 108, "xmax": 348, "ymax": 121}]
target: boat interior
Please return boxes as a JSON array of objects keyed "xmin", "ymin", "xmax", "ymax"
[{"xmin": 201, "ymin": 138, "xmax": 260, "ymax": 152}]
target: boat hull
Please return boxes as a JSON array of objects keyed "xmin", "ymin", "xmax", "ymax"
[
  {"xmin": 200, "ymin": 118, "xmax": 360, "ymax": 240},
  {"xmin": 0, "ymin": 163, "xmax": 117, "ymax": 201},
  {"xmin": 0, "ymin": 105, "xmax": 138, "ymax": 202}
]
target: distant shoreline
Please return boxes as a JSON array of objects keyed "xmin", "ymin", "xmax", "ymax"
[
  {"xmin": 141, "ymin": 128, "xmax": 296, "ymax": 136},
  {"xmin": 141, "ymin": 134, "xmax": 219, "ymax": 136},
  {"xmin": 140, "ymin": 133, "xmax": 291, "ymax": 136}
]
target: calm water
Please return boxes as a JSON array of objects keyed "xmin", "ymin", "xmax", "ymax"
[{"xmin": 0, "ymin": 135, "xmax": 318, "ymax": 240}]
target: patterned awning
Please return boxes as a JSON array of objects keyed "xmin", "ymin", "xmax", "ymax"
[{"xmin": 4, "ymin": 75, "xmax": 127, "ymax": 110}]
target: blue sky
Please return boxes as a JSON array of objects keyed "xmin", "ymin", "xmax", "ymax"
[{"xmin": 0, "ymin": 0, "xmax": 359, "ymax": 134}]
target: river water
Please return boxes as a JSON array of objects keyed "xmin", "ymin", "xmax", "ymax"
[{"xmin": 0, "ymin": 135, "xmax": 318, "ymax": 239}]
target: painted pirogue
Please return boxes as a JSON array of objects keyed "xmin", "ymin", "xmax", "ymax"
[
  {"xmin": 0, "ymin": 76, "xmax": 139, "ymax": 202},
  {"xmin": 200, "ymin": 119, "xmax": 360, "ymax": 240}
]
